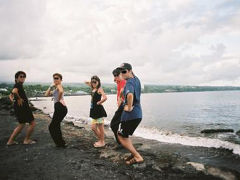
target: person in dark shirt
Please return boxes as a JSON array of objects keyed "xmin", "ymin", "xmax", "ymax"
[
  {"xmin": 110, "ymin": 68, "xmax": 126, "ymax": 145},
  {"xmin": 7, "ymin": 71, "xmax": 36, "ymax": 145},
  {"xmin": 117, "ymin": 63, "xmax": 144, "ymax": 165},
  {"xmin": 85, "ymin": 75, "xmax": 107, "ymax": 148}
]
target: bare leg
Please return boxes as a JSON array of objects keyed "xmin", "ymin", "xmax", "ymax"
[
  {"xmin": 24, "ymin": 120, "xmax": 36, "ymax": 144},
  {"xmin": 118, "ymin": 135, "xmax": 143, "ymax": 162},
  {"xmin": 96, "ymin": 123, "xmax": 105, "ymax": 146},
  {"xmin": 91, "ymin": 123, "xmax": 101, "ymax": 140},
  {"xmin": 7, "ymin": 123, "xmax": 25, "ymax": 145}
]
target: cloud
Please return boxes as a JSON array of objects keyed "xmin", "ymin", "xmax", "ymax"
[
  {"xmin": 0, "ymin": 0, "xmax": 46, "ymax": 60},
  {"xmin": 0, "ymin": 0, "xmax": 240, "ymax": 86}
]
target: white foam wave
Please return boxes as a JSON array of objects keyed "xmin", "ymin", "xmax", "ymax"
[
  {"xmin": 32, "ymin": 101, "xmax": 240, "ymax": 156},
  {"xmin": 134, "ymin": 127, "xmax": 240, "ymax": 156}
]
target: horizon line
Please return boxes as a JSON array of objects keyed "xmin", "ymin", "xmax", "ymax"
[{"xmin": 0, "ymin": 81, "xmax": 240, "ymax": 88}]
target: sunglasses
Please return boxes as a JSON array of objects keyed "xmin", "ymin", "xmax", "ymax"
[
  {"xmin": 54, "ymin": 77, "xmax": 60, "ymax": 80},
  {"xmin": 113, "ymin": 74, "xmax": 119, "ymax": 77},
  {"xmin": 19, "ymin": 75, "xmax": 26, "ymax": 78},
  {"xmin": 121, "ymin": 70, "xmax": 127, "ymax": 74},
  {"xmin": 91, "ymin": 81, "xmax": 97, "ymax": 84}
]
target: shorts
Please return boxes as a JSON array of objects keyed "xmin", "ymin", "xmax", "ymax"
[
  {"xmin": 118, "ymin": 118, "xmax": 142, "ymax": 138},
  {"xmin": 92, "ymin": 117, "xmax": 104, "ymax": 124},
  {"xmin": 14, "ymin": 102, "xmax": 34, "ymax": 124}
]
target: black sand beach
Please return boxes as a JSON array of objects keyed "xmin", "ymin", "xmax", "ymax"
[{"xmin": 0, "ymin": 97, "xmax": 240, "ymax": 180}]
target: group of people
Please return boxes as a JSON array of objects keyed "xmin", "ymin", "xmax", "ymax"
[{"xmin": 6, "ymin": 63, "xmax": 144, "ymax": 165}]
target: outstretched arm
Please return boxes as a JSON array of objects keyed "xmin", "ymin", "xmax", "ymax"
[{"xmin": 85, "ymin": 81, "xmax": 91, "ymax": 87}]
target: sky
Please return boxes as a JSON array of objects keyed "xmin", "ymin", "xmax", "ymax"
[{"xmin": 0, "ymin": 0, "xmax": 240, "ymax": 85}]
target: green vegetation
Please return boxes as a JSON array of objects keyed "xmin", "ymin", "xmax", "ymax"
[
  {"xmin": 143, "ymin": 85, "xmax": 240, "ymax": 93},
  {"xmin": 1, "ymin": 83, "xmax": 240, "ymax": 98}
]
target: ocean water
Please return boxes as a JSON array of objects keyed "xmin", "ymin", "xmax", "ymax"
[{"xmin": 31, "ymin": 91, "xmax": 240, "ymax": 155}]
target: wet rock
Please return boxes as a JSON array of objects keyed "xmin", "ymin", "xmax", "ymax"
[
  {"xmin": 201, "ymin": 129, "xmax": 234, "ymax": 133},
  {"xmin": 74, "ymin": 126, "xmax": 85, "ymax": 130},
  {"xmin": 152, "ymin": 164, "xmax": 163, "ymax": 172},
  {"xmin": 133, "ymin": 162, "xmax": 147, "ymax": 169},
  {"xmin": 187, "ymin": 162, "xmax": 205, "ymax": 171},
  {"xmin": 206, "ymin": 167, "xmax": 237, "ymax": 180},
  {"xmin": 0, "ymin": 97, "xmax": 12, "ymax": 105},
  {"xmin": 236, "ymin": 130, "xmax": 240, "ymax": 136},
  {"xmin": 0, "ymin": 97, "xmax": 12, "ymax": 110},
  {"xmin": 65, "ymin": 121, "xmax": 75, "ymax": 126}
]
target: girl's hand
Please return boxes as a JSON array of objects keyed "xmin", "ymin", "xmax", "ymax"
[
  {"xmin": 97, "ymin": 101, "xmax": 101, "ymax": 105},
  {"xmin": 9, "ymin": 94, "xmax": 14, "ymax": 102},
  {"xmin": 50, "ymin": 83, "xmax": 55, "ymax": 89},
  {"xmin": 85, "ymin": 81, "xmax": 91, "ymax": 87},
  {"xmin": 17, "ymin": 98, "xmax": 24, "ymax": 106},
  {"xmin": 60, "ymin": 99, "xmax": 66, "ymax": 106}
]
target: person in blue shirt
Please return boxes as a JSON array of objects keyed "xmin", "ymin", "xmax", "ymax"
[{"xmin": 117, "ymin": 63, "xmax": 144, "ymax": 165}]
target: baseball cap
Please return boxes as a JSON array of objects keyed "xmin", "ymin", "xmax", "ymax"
[
  {"xmin": 112, "ymin": 68, "xmax": 121, "ymax": 76},
  {"xmin": 117, "ymin": 63, "xmax": 132, "ymax": 71}
]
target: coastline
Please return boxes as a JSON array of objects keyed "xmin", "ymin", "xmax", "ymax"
[{"xmin": 0, "ymin": 97, "xmax": 240, "ymax": 180}]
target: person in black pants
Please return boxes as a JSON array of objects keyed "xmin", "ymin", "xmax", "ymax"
[
  {"xmin": 45, "ymin": 73, "xmax": 68, "ymax": 147},
  {"xmin": 110, "ymin": 68, "xmax": 126, "ymax": 144}
]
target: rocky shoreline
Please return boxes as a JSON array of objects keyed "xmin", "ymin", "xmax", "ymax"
[{"xmin": 0, "ymin": 97, "xmax": 240, "ymax": 180}]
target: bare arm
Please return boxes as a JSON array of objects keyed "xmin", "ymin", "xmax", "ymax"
[
  {"xmin": 9, "ymin": 93, "xmax": 14, "ymax": 102},
  {"xmin": 124, "ymin": 93, "xmax": 134, "ymax": 112},
  {"xmin": 12, "ymin": 88, "xmax": 24, "ymax": 106},
  {"xmin": 97, "ymin": 88, "xmax": 107, "ymax": 105},
  {"xmin": 85, "ymin": 81, "xmax": 91, "ymax": 87},
  {"xmin": 117, "ymin": 87, "xmax": 124, "ymax": 107},
  {"xmin": 45, "ymin": 84, "xmax": 54, "ymax": 96},
  {"xmin": 56, "ymin": 85, "xmax": 64, "ymax": 101}
]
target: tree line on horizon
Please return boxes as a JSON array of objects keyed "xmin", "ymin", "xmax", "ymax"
[{"xmin": 1, "ymin": 83, "xmax": 240, "ymax": 98}]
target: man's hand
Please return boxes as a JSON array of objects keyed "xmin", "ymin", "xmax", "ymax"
[
  {"xmin": 117, "ymin": 99, "xmax": 122, "ymax": 107},
  {"xmin": 97, "ymin": 101, "xmax": 101, "ymax": 105},
  {"xmin": 124, "ymin": 105, "xmax": 133, "ymax": 112},
  {"xmin": 17, "ymin": 98, "xmax": 24, "ymax": 106}
]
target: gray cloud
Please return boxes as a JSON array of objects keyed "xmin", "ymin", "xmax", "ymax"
[
  {"xmin": 0, "ymin": 0, "xmax": 240, "ymax": 86},
  {"xmin": 0, "ymin": 0, "xmax": 46, "ymax": 60}
]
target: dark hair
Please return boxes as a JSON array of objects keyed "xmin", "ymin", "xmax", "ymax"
[
  {"xmin": 91, "ymin": 75, "xmax": 101, "ymax": 89},
  {"xmin": 112, "ymin": 68, "xmax": 120, "ymax": 76},
  {"xmin": 15, "ymin": 71, "xmax": 26, "ymax": 83},
  {"xmin": 53, "ymin": 73, "xmax": 63, "ymax": 80}
]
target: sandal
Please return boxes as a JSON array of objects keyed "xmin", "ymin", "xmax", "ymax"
[
  {"xmin": 124, "ymin": 154, "xmax": 134, "ymax": 161},
  {"xmin": 126, "ymin": 157, "xmax": 144, "ymax": 165},
  {"xmin": 23, "ymin": 140, "xmax": 37, "ymax": 145},
  {"xmin": 93, "ymin": 142, "xmax": 106, "ymax": 148},
  {"xmin": 7, "ymin": 141, "xmax": 19, "ymax": 146}
]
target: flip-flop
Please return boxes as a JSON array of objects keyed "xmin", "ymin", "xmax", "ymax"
[
  {"xmin": 124, "ymin": 154, "xmax": 134, "ymax": 161},
  {"xmin": 23, "ymin": 140, "xmax": 37, "ymax": 145},
  {"xmin": 126, "ymin": 157, "xmax": 144, "ymax": 165},
  {"xmin": 7, "ymin": 141, "xmax": 19, "ymax": 146},
  {"xmin": 93, "ymin": 143, "xmax": 106, "ymax": 148}
]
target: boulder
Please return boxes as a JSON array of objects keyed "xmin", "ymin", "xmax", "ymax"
[{"xmin": 201, "ymin": 129, "xmax": 234, "ymax": 133}]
